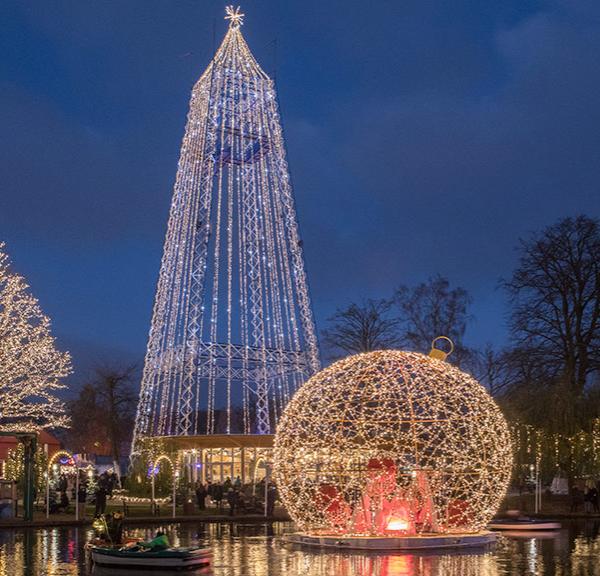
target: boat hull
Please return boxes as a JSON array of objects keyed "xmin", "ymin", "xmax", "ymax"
[
  {"xmin": 90, "ymin": 547, "xmax": 211, "ymax": 570},
  {"xmin": 488, "ymin": 521, "xmax": 561, "ymax": 531},
  {"xmin": 282, "ymin": 531, "xmax": 497, "ymax": 550}
]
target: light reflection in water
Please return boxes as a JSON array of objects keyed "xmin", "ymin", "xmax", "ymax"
[
  {"xmin": 527, "ymin": 538, "xmax": 537, "ymax": 574},
  {"xmin": 0, "ymin": 526, "xmax": 94, "ymax": 576},
  {"xmin": 277, "ymin": 549, "xmax": 503, "ymax": 576},
  {"xmin": 0, "ymin": 521, "xmax": 598, "ymax": 575}
]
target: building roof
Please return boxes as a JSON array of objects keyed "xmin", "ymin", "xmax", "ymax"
[{"xmin": 158, "ymin": 434, "xmax": 274, "ymax": 451}]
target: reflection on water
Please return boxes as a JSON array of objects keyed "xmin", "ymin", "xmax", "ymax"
[
  {"xmin": 0, "ymin": 521, "xmax": 599, "ymax": 575},
  {"xmin": 278, "ymin": 549, "xmax": 503, "ymax": 576}
]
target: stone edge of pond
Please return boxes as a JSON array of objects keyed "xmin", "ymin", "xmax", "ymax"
[
  {"xmin": 3, "ymin": 512, "xmax": 598, "ymax": 530},
  {"xmin": 0, "ymin": 513, "xmax": 291, "ymax": 530}
]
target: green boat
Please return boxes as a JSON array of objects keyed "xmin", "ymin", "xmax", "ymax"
[{"xmin": 90, "ymin": 545, "xmax": 212, "ymax": 571}]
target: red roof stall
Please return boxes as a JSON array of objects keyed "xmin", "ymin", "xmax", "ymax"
[{"xmin": 0, "ymin": 431, "xmax": 62, "ymax": 477}]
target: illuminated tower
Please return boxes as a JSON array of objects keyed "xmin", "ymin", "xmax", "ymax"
[{"xmin": 133, "ymin": 7, "xmax": 320, "ymax": 447}]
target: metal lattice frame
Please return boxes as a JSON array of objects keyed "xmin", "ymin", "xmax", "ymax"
[
  {"xmin": 273, "ymin": 351, "xmax": 512, "ymax": 535},
  {"xmin": 133, "ymin": 10, "xmax": 320, "ymax": 447}
]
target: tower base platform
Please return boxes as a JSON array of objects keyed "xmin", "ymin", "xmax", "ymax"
[
  {"xmin": 282, "ymin": 531, "xmax": 497, "ymax": 550},
  {"xmin": 136, "ymin": 434, "xmax": 274, "ymax": 484}
]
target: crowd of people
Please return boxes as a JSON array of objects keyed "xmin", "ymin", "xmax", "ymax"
[
  {"xmin": 46, "ymin": 469, "xmax": 278, "ymax": 518},
  {"xmin": 570, "ymin": 484, "xmax": 600, "ymax": 513},
  {"xmin": 193, "ymin": 476, "xmax": 277, "ymax": 516},
  {"xmin": 47, "ymin": 469, "xmax": 118, "ymax": 516}
]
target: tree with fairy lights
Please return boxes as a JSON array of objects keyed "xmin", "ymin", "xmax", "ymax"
[
  {"xmin": 0, "ymin": 243, "xmax": 71, "ymax": 432},
  {"xmin": 4, "ymin": 442, "xmax": 48, "ymax": 495}
]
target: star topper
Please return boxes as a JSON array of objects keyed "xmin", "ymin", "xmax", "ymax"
[{"xmin": 225, "ymin": 5, "xmax": 244, "ymax": 28}]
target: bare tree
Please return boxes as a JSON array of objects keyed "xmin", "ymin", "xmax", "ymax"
[
  {"xmin": 504, "ymin": 215, "xmax": 600, "ymax": 398},
  {"xmin": 322, "ymin": 299, "xmax": 400, "ymax": 358},
  {"xmin": 471, "ymin": 344, "xmax": 511, "ymax": 397},
  {"xmin": 95, "ymin": 366, "xmax": 138, "ymax": 477},
  {"xmin": 67, "ymin": 365, "xmax": 138, "ymax": 481},
  {"xmin": 394, "ymin": 275, "xmax": 472, "ymax": 364},
  {"xmin": 67, "ymin": 384, "xmax": 106, "ymax": 453}
]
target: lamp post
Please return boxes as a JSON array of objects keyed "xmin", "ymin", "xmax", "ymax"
[
  {"xmin": 173, "ymin": 469, "xmax": 179, "ymax": 518},
  {"xmin": 264, "ymin": 463, "xmax": 270, "ymax": 518},
  {"xmin": 535, "ymin": 460, "xmax": 541, "ymax": 513},
  {"xmin": 45, "ymin": 471, "xmax": 49, "ymax": 519},
  {"xmin": 151, "ymin": 464, "xmax": 156, "ymax": 516},
  {"xmin": 75, "ymin": 466, "xmax": 80, "ymax": 521},
  {"xmin": 46, "ymin": 463, "xmax": 60, "ymax": 518}
]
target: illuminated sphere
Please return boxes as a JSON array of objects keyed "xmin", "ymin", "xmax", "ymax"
[{"xmin": 273, "ymin": 350, "xmax": 512, "ymax": 535}]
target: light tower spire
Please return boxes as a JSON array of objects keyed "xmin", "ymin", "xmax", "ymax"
[
  {"xmin": 224, "ymin": 5, "xmax": 244, "ymax": 28},
  {"xmin": 133, "ymin": 9, "xmax": 320, "ymax": 446}
]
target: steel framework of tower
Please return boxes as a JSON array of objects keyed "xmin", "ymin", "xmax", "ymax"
[{"xmin": 133, "ymin": 7, "xmax": 320, "ymax": 448}]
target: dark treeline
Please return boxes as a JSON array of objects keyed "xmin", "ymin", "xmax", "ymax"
[
  {"xmin": 321, "ymin": 215, "xmax": 600, "ymax": 450},
  {"xmin": 62, "ymin": 215, "xmax": 600, "ymax": 482},
  {"xmin": 64, "ymin": 365, "xmax": 138, "ymax": 479}
]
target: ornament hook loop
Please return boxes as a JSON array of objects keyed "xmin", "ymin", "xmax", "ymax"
[{"xmin": 429, "ymin": 336, "xmax": 454, "ymax": 361}]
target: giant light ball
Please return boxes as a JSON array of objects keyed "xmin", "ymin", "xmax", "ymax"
[{"xmin": 273, "ymin": 350, "xmax": 512, "ymax": 535}]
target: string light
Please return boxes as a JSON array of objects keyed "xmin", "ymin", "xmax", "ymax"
[
  {"xmin": 110, "ymin": 490, "xmax": 170, "ymax": 505},
  {"xmin": 512, "ymin": 420, "xmax": 600, "ymax": 476},
  {"xmin": 5, "ymin": 443, "xmax": 49, "ymax": 492},
  {"xmin": 0, "ymin": 243, "xmax": 71, "ymax": 433},
  {"xmin": 273, "ymin": 350, "xmax": 513, "ymax": 535},
  {"xmin": 132, "ymin": 7, "xmax": 319, "ymax": 448}
]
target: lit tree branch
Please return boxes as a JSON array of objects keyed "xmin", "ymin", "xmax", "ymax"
[{"xmin": 0, "ymin": 243, "xmax": 71, "ymax": 432}]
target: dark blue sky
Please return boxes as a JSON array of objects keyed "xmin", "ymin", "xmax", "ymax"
[{"xmin": 2, "ymin": 1, "xmax": 600, "ymax": 390}]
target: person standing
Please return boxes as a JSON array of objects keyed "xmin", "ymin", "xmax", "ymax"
[
  {"xmin": 570, "ymin": 486, "xmax": 583, "ymax": 512},
  {"xmin": 106, "ymin": 511, "xmax": 124, "ymax": 545},
  {"xmin": 206, "ymin": 481, "xmax": 214, "ymax": 507},
  {"xmin": 266, "ymin": 484, "xmax": 277, "ymax": 517},
  {"xmin": 94, "ymin": 484, "xmax": 108, "ymax": 517},
  {"xmin": 587, "ymin": 486, "xmax": 599, "ymax": 514},
  {"xmin": 60, "ymin": 491, "xmax": 69, "ymax": 512},
  {"xmin": 106, "ymin": 470, "xmax": 117, "ymax": 496},
  {"xmin": 77, "ymin": 482, "xmax": 87, "ymax": 519},
  {"xmin": 195, "ymin": 483, "xmax": 207, "ymax": 511},
  {"xmin": 226, "ymin": 488, "xmax": 238, "ymax": 516},
  {"xmin": 214, "ymin": 482, "xmax": 224, "ymax": 510}
]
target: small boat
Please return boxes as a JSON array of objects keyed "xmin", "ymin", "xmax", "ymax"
[
  {"xmin": 90, "ymin": 546, "xmax": 212, "ymax": 571},
  {"xmin": 497, "ymin": 530, "xmax": 562, "ymax": 540},
  {"xmin": 86, "ymin": 537, "xmax": 138, "ymax": 549},
  {"xmin": 488, "ymin": 518, "xmax": 561, "ymax": 531}
]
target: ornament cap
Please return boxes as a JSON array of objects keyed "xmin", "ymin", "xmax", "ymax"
[{"xmin": 428, "ymin": 336, "xmax": 454, "ymax": 361}]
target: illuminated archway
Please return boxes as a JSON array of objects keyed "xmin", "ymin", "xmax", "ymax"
[
  {"xmin": 48, "ymin": 450, "xmax": 75, "ymax": 469},
  {"xmin": 253, "ymin": 457, "xmax": 267, "ymax": 484},
  {"xmin": 149, "ymin": 454, "xmax": 175, "ymax": 475}
]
